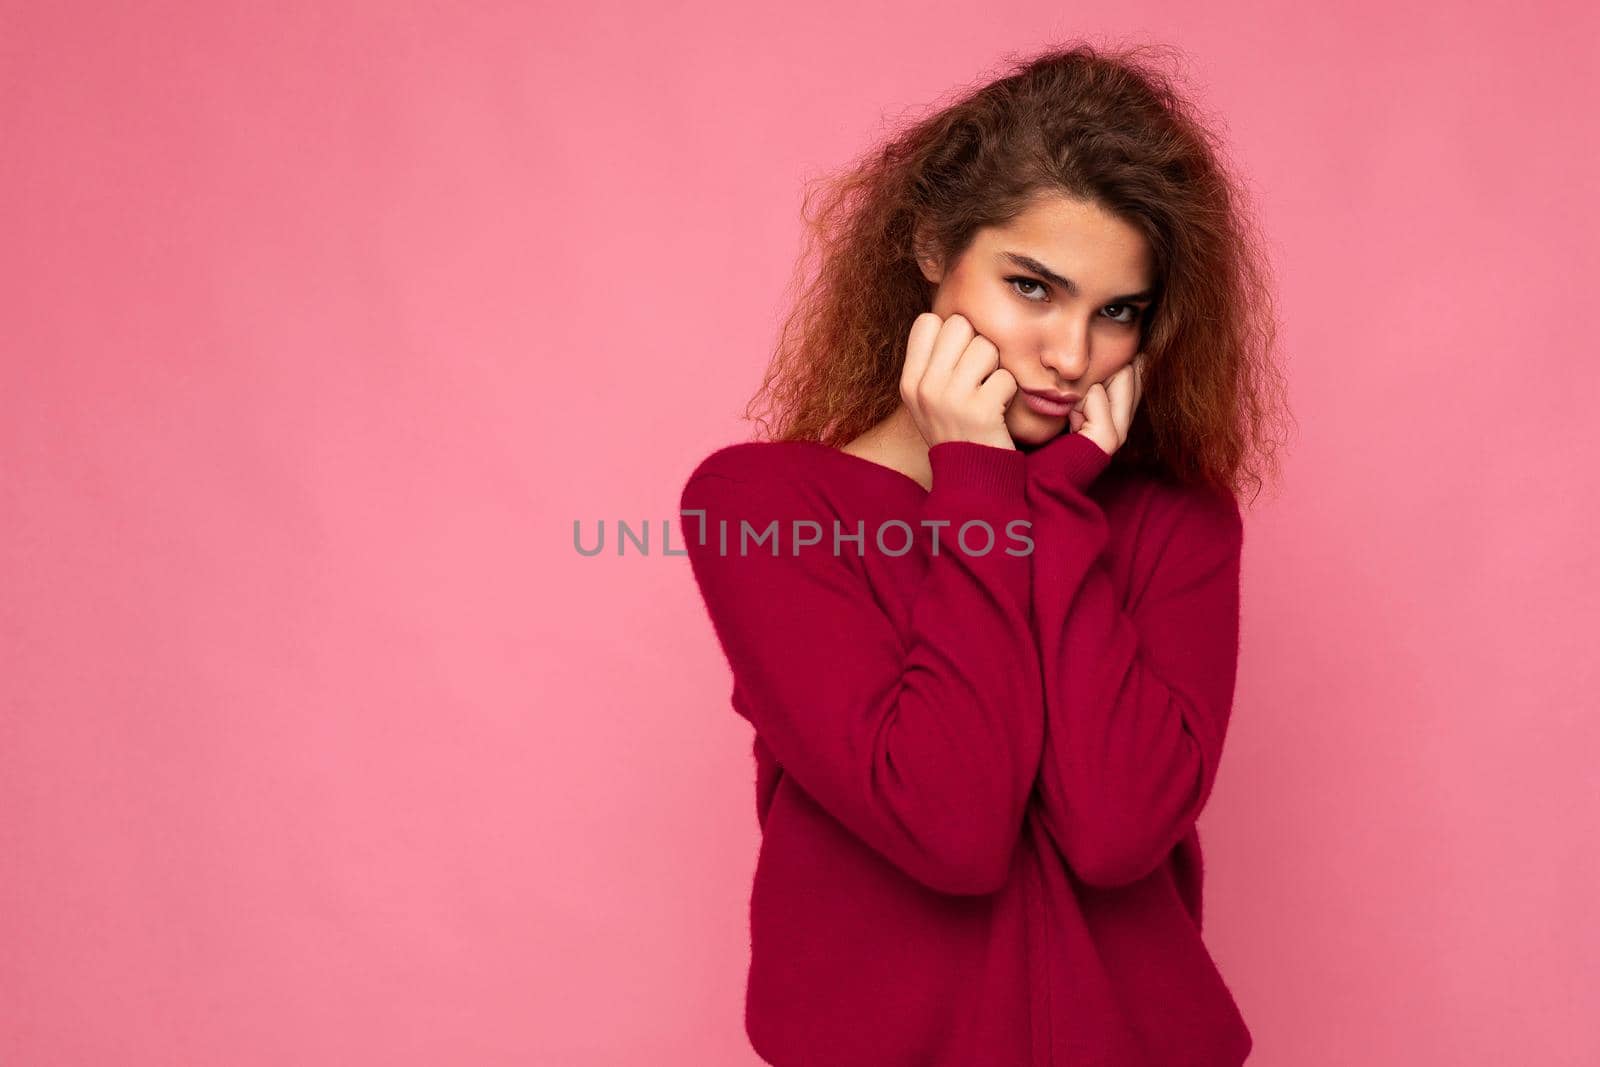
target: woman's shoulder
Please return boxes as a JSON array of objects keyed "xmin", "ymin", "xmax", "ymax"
[
  {"xmin": 685, "ymin": 439, "xmax": 801, "ymax": 486},
  {"xmin": 1113, "ymin": 465, "xmax": 1244, "ymax": 564},
  {"xmin": 681, "ymin": 438, "xmax": 903, "ymax": 507}
]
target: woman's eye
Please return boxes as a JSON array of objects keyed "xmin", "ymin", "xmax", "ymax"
[
  {"xmin": 1009, "ymin": 277, "xmax": 1140, "ymax": 326},
  {"xmin": 1006, "ymin": 276, "xmax": 1049, "ymax": 302}
]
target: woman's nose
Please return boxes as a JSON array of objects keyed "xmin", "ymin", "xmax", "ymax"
[{"xmin": 1039, "ymin": 344, "xmax": 1089, "ymax": 383}]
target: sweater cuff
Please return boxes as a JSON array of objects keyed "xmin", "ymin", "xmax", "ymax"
[
  {"xmin": 1031, "ymin": 432, "xmax": 1114, "ymax": 491},
  {"xmin": 927, "ymin": 441, "xmax": 1027, "ymax": 500}
]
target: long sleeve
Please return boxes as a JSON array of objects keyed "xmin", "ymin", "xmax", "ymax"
[
  {"xmin": 1023, "ymin": 432, "xmax": 1245, "ymax": 889},
  {"xmin": 679, "ymin": 442, "xmax": 1043, "ymax": 896}
]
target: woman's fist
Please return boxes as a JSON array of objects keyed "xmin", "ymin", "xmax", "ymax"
[
  {"xmin": 899, "ymin": 313, "xmax": 1018, "ymax": 451},
  {"xmin": 1069, "ymin": 352, "xmax": 1146, "ymax": 457}
]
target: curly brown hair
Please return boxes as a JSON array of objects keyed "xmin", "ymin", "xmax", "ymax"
[{"xmin": 743, "ymin": 41, "xmax": 1293, "ymax": 506}]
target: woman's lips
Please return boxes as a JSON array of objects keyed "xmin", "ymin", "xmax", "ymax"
[{"xmin": 1020, "ymin": 390, "xmax": 1079, "ymax": 418}]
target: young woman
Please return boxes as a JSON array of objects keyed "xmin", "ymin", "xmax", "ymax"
[{"xmin": 680, "ymin": 42, "xmax": 1291, "ymax": 1067}]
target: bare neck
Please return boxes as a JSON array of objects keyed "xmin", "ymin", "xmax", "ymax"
[{"xmin": 844, "ymin": 404, "xmax": 932, "ymax": 491}]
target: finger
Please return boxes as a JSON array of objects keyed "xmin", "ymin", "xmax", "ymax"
[
  {"xmin": 948, "ymin": 332, "xmax": 1000, "ymax": 399},
  {"xmin": 1106, "ymin": 361, "xmax": 1136, "ymax": 440},
  {"xmin": 977, "ymin": 364, "xmax": 1018, "ymax": 413},
  {"xmin": 1078, "ymin": 383, "xmax": 1111, "ymax": 450},
  {"xmin": 1084, "ymin": 380, "xmax": 1111, "ymax": 419},
  {"xmin": 923, "ymin": 313, "xmax": 975, "ymax": 390},
  {"xmin": 900, "ymin": 313, "xmax": 942, "ymax": 398}
]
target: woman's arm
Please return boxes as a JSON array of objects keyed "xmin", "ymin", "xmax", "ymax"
[
  {"xmin": 1024, "ymin": 432, "xmax": 1245, "ymax": 889},
  {"xmin": 680, "ymin": 441, "xmax": 1043, "ymax": 896}
]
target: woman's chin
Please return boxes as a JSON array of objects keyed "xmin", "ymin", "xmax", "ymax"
[{"xmin": 1007, "ymin": 415, "xmax": 1068, "ymax": 449}]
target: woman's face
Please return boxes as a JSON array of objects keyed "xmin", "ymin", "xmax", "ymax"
[{"xmin": 919, "ymin": 193, "xmax": 1156, "ymax": 447}]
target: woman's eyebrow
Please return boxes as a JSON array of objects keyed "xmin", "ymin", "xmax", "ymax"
[{"xmin": 999, "ymin": 251, "xmax": 1154, "ymax": 304}]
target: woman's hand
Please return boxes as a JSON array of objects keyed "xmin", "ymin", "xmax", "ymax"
[
  {"xmin": 900, "ymin": 313, "xmax": 1018, "ymax": 451},
  {"xmin": 1068, "ymin": 352, "xmax": 1146, "ymax": 457}
]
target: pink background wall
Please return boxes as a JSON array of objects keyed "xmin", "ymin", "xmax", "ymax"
[{"xmin": 3, "ymin": 2, "xmax": 1596, "ymax": 1063}]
